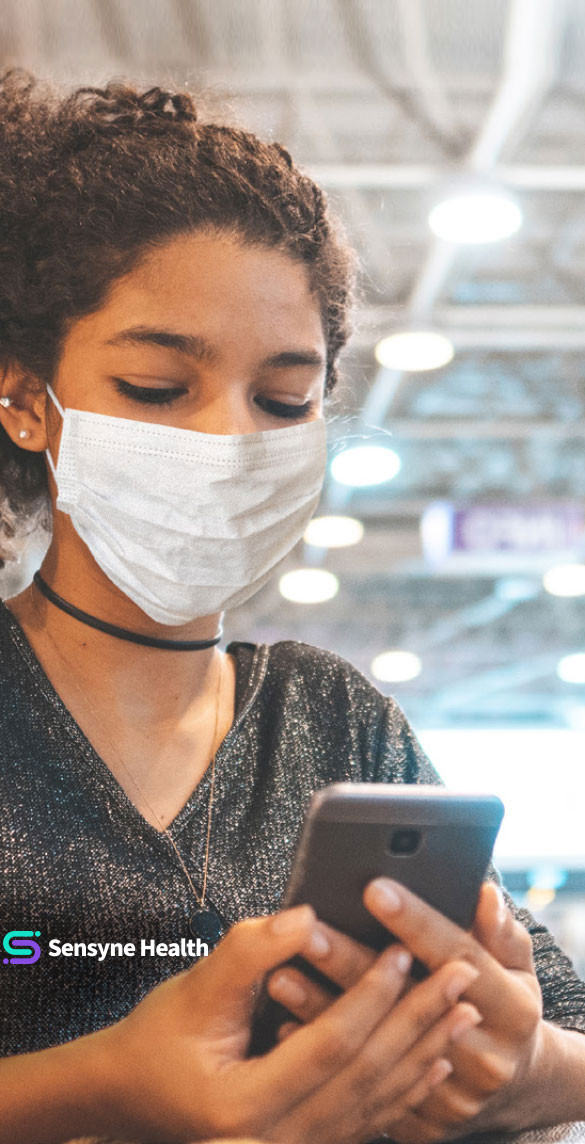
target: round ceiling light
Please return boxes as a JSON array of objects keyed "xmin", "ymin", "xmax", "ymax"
[
  {"xmin": 371, "ymin": 650, "xmax": 422, "ymax": 683},
  {"xmin": 279, "ymin": 567, "xmax": 339, "ymax": 604},
  {"xmin": 330, "ymin": 444, "xmax": 401, "ymax": 488},
  {"xmin": 557, "ymin": 654, "xmax": 585, "ymax": 684},
  {"xmin": 304, "ymin": 515, "xmax": 364, "ymax": 548},
  {"xmin": 428, "ymin": 192, "xmax": 522, "ymax": 244},
  {"xmin": 543, "ymin": 564, "xmax": 585, "ymax": 598},
  {"xmin": 375, "ymin": 330, "xmax": 454, "ymax": 372}
]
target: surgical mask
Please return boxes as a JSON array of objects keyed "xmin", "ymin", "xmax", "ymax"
[{"xmin": 44, "ymin": 384, "xmax": 327, "ymax": 625}]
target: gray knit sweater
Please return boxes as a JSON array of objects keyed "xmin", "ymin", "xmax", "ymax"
[{"xmin": 1, "ymin": 599, "xmax": 584, "ymax": 1143}]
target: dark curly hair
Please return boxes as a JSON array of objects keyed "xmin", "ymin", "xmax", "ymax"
[{"xmin": 0, "ymin": 68, "xmax": 357, "ymax": 569}]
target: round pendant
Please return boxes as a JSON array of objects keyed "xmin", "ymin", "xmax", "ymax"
[{"xmin": 189, "ymin": 907, "xmax": 223, "ymax": 946}]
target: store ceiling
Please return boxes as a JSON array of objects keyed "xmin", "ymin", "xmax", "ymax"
[{"xmin": 1, "ymin": 0, "xmax": 585, "ymax": 729}]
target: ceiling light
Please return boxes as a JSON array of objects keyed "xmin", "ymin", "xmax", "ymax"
[
  {"xmin": 566, "ymin": 706, "xmax": 585, "ymax": 731},
  {"xmin": 304, "ymin": 515, "xmax": 364, "ymax": 548},
  {"xmin": 557, "ymin": 654, "xmax": 585, "ymax": 684},
  {"xmin": 371, "ymin": 650, "xmax": 422, "ymax": 683},
  {"xmin": 375, "ymin": 330, "xmax": 454, "ymax": 372},
  {"xmin": 428, "ymin": 192, "xmax": 522, "ymax": 244},
  {"xmin": 279, "ymin": 568, "xmax": 339, "ymax": 604},
  {"xmin": 543, "ymin": 564, "xmax": 585, "ymax": 598},
  {"xmin": 330, "ymin": 444, "xmax": 401, "ymax": 488}
]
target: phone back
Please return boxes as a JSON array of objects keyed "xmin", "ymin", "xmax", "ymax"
[
  {"xmin": 283, "ymin": 784, "xmax": 505, "ymax": 949},
  {"xmin": 248, "ymin": 784, "xmax": 504, "ymax": 1056}
]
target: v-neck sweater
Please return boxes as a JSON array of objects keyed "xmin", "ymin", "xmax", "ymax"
[{"xmin": 0, "ymin": 597, "xmax": 584, "ymax": 1063}]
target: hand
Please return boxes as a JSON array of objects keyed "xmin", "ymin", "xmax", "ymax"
[
  {"xmin": 267, "ymin": 882, "xmax": 544, "ymax": 1142},
  {"xmin": 87, "ymin": 904, "xmax": 480, "ymax": 1144}
]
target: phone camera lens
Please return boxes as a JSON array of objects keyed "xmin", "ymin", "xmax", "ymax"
[{"xmin": 388, "ymin": 829, "xmax": 421, "ymax": 856}]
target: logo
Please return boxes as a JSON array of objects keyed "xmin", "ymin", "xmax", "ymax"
[{"xmin": 2, "ymin": 930, "xmax": 42, "ymax": 965}]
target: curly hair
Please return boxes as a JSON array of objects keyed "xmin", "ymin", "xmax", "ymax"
[{"xmin": 0, "ymin": 68, "xmax": 357, "ymax": 569}]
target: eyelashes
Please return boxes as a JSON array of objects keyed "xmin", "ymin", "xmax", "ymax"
[
  {"xmin": 112, "ymin": 379, "xmax": 314, "ymax": 420},
  {"xmin": 113, "ymin": 380, "xmax": 186, "ymax": 406}
]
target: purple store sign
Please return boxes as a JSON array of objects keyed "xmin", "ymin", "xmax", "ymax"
[{"xmin": 421, "ymin": 503, "xmax": 585, "ymax": 564}]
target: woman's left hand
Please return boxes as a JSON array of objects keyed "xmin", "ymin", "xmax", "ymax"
[{"xmin": 266, "ymin": 879, "xmax": 545, "ymax": 1142}]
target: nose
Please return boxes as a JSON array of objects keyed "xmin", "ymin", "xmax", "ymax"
[{"xmin": 190, "ymin": 388, "xmax": 263, "ymax": 436}]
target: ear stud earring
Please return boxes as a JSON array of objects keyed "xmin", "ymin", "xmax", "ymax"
[
  {"xmin": 0, "ymin": 396, "xmax": 12, "ymax": 407},
  {"xmin": 18, "ymin": 429, "xmax": 29, "ymax": 439}
]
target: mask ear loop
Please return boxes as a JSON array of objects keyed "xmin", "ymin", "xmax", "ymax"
[{"xmin": 45, "ymin": 383, "xmax": 64, "ymax": 479}]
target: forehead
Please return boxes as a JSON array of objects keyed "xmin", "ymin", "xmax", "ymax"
[{"xmin": 72, "ymin": 231, "xmax": 326, "ymax": 353}]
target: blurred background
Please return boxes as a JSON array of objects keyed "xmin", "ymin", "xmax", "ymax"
[{"xmin": 1, "ymin": 0, "xmax": 584, "ymax": 970}]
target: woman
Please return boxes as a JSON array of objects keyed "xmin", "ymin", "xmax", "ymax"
[{"xmin": 0, "ymin": 68, "xmax": 585, "ymax": 1144}]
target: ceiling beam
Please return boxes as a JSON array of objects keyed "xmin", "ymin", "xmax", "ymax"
[
  {"xmin": 308, "ymin": 164, "xmax": 585, "ymax": 190},
  {"xmin": 349, "ymin": 305, "xmax": 585, "ymax": 349}
]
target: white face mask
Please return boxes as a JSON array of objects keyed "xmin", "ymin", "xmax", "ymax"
[{"xmin": 44, "ymin": 384, "xmax": 327, "ymax": 626}]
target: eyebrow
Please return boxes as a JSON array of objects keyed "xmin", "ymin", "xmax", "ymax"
[{"xmin": 104, "ymin": 326, "xmax": 326, "ymax": 370}]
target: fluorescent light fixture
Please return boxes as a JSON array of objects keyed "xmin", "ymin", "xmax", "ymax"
[
  {"xmin": 557, "ymin": 653, "xmax": 585, "ymax": 684},
  {"xmin": 543, "ymin": 563, "xmax": 585, "ymax": 598},
  {"xmin": 304, "ymin": 515, "xmax": 364, "ymax": 548},
  {"xmin": 428, "ymin": 192, "xmax": 522, "ymax": 244},
  {"xmin": 375, "ymin": 330, "xmax": 454, "ymax": 372},
  {"xmin": 371, "ymin": 650, "xmax": 422, "ymax": 683},
  {"xmin": 330, "ymin": 444, "xmax": 401, "ymax": 488},
  {"xmin": 279, "ymin": 567, "xmax": 339, "ymax": 604}
]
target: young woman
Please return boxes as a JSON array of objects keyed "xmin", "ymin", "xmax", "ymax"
[{"xmin": 0, "ymin": 69, "xmax": 585, "ymax": 1144}]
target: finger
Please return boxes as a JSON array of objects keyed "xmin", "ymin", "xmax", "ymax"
[
  {"xmin": 373, "ymin": 1003, "xmax": 481, "ymax": 1122},
  {"xmin": 363, "ymin": 877, "xmax": 527, "ymax": 1023},
  {"xmin": 290, "ymin": 919, "xmax": 378, "ymax": 989},
  {"xmin": 359, "ymin": 1058, "xmax": 455, "ymax": 1144},
  {"xmin": 281, "ymin": 979, "xmax": 480, "ymax": 1144},
  {"xmin": 276, "ymin": 1019, "xmax": 301, "ymax": 1042},
  {"xmin": 267, "ymin": 964, "xmax": 336, "ymax": 1022},
  {"xmin": 253, "ymin": 942, "xmax": 415, "ymax": 1102},
  {"xmin": 357, "ymin": 970, "xmax": 482, "ymax": 1080},
  {"xmin": 401, "ymin": 1057, "xmax": 455, "ymax": 1113},
  {"xmin": 189, "ymin": 906, "xmax": 323, "ymax": 1018},
  {"xmin": 473, "ymin": 883, "xmax": 535, "ymax": 973}
]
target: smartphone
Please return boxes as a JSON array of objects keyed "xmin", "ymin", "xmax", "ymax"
[{"xmin": 248, "ymin": 783, "xmax": 504, "ymax": 1056}]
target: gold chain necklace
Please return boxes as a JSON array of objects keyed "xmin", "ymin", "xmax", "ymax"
[{"xmin": 29, "ymin": 580, "xmax": 226, "ymax": 946}]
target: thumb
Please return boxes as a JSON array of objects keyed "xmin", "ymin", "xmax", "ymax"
[{"xmin": 473, "ymin": 882, "xmax": 534, "ymax": 973}]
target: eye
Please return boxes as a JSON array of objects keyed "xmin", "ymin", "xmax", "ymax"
[
  {"xmin": 112, "ymin": 379, "xmax": 186, "ymax": 405},
  {"xmin": 113, "ymin": 379, "xmax": 314, "ymax": 420},
  {"xmin": 255, "ymin": 396, "xmax": 314, "ymax": 420}
]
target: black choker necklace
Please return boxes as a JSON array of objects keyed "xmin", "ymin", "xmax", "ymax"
[{"xmin": 32, "ymin": 572, "xmax": 223, "ymax": 650}]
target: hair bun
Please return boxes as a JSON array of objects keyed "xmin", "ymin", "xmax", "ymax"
[{"xmin": 73, "ymin": 81, "xmax": 197, "ymax": 132}]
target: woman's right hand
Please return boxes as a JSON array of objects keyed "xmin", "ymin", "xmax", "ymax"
[{"xmin": 86, "ymin": 906, "xmax": 480, "ymax": 1144}]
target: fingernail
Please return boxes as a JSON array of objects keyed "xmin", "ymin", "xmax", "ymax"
[
  {"xmin": 450, "ymin": 1006, "xmax": 482, "ymax": 1042},
  {"xmin": 445, "ymin": 965, "xmax": 479, "ymax": 1004},
  {"xmin": 270, "ymin": 905, "xmax": 313, "ymax": 934},
  {"xmin": 308, "ymin": 927, "xmax": 331, "ymax": 958},
  {"xmin": 430, "ymin": 1057, "xmax": 454, "ymax": 1085},
  {"xmin": 393, "ymin": 948, "xmax": 412, "ymax": 975},
  {"xmin": 269, "ymin": 971, "xmax": 307, "ymax": 1007},
  {"xmin": 367, "ymin": 879, "xmax": 401, "ymax": 913}
]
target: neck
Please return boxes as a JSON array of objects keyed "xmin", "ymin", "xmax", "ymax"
[{"xmin": 7, "ymin": 533, "xmax": 226, "ymax": 725}]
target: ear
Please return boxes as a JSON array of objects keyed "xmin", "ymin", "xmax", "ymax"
[{"xmin": 0, "ymin": 364, "xmax": 50, "ymax": 453}]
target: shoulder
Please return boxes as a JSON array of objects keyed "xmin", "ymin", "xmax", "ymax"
[
  {"xmin": 264, "ymin": 637, "xmax": 387, "ymax": 714},
  {"xmin": 261, "ymin": 638, "xmax": 436, "ymax": 784}
]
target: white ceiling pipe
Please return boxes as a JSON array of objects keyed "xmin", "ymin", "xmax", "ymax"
[
  {"xmin": 308, "ymin": 163, "xmax": 585, "ymax": 190},
  {"xmin": 356, "ymin": 0, "xmax": 569, "ymax": 433}
]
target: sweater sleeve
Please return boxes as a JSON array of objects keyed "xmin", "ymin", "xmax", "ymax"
[{"xmin": 367, "ymin": 693, "xmax": 585, "ymax": 1034}]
